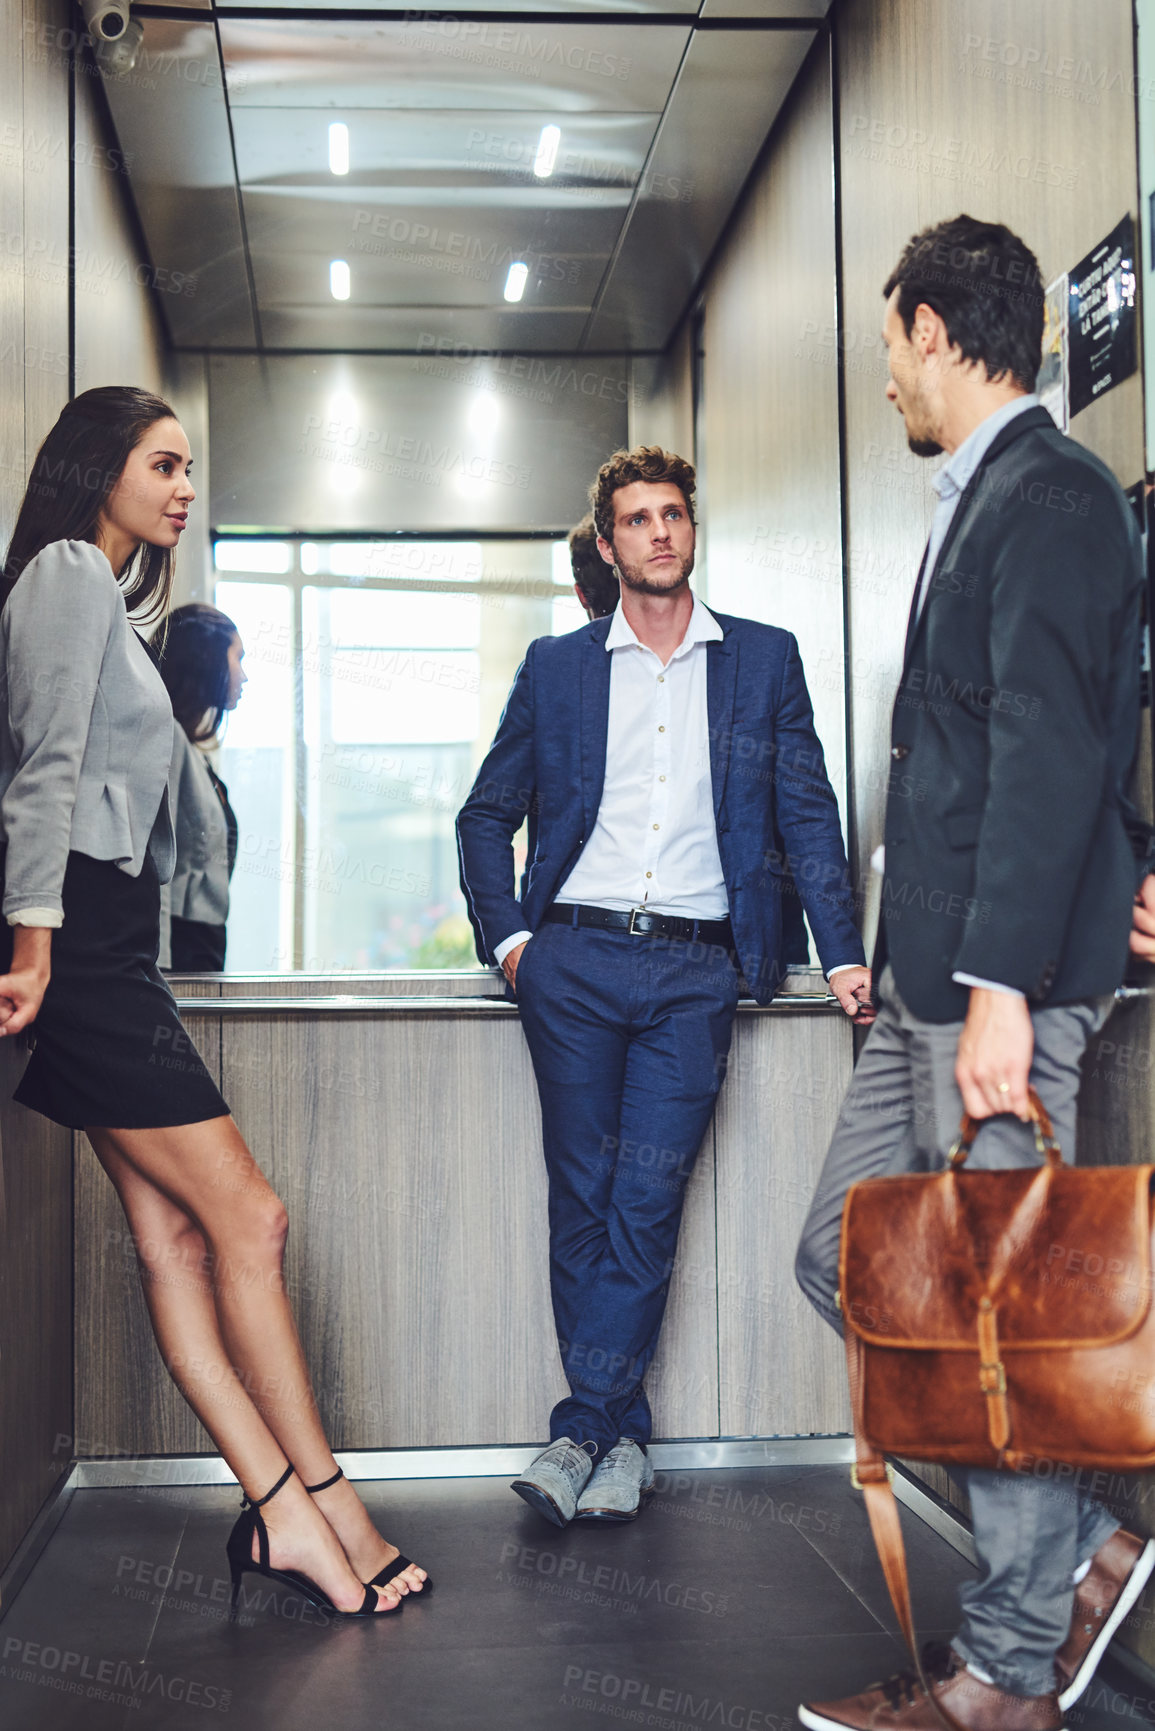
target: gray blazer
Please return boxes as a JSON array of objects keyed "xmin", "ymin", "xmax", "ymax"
[
  {"xmin": 0, "ymin": 538, "xmax": 177, "ymax": 922},
  {"xmin": 158, "ymin": 728, "xmax": 231, "ymax": 966}
]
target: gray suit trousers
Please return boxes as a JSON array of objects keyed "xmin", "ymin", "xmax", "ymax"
[{"xmin": 795, "ymin": 966, "xmax": 1118, "ymax": 1697}]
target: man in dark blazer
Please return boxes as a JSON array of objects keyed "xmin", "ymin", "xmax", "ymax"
[
  {"xmin": 458, "ymin": 445, "xmax": 869, "ymax": 1527},
  {"xmin": 796, "ymin": 217, "xmax": 1154, "ymax": 1731}
]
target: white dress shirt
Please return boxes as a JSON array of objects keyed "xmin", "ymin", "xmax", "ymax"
[
  {"xmin": 556, "ymin": 593, "xmax": 728, "ymax": 918},
  {"xmin": 496, "ymin": 594, "xmax": 857, "ymax": 981}
]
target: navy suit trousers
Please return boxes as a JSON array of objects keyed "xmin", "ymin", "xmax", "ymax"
[{"xmin": 515, "ymin": 918, "xmax": 739, "ymax": 1456}]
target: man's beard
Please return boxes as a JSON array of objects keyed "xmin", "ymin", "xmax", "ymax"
[
  {"xmin": 614, "ymin": 547, "xmax": 695, "ymax": 596},
  {"xmin": 907, "ymin": 432, "xmax": 943, "ymax": 458}
]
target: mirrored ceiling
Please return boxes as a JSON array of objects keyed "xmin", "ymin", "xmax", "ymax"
[{"xmin": 100, "ymin": 3, "xmax": 830, "ymax": 353}]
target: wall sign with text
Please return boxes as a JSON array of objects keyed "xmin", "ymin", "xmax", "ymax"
[{"xmin": 1067, "ymin": 215, "xmax": 1138, "ymax": 418}]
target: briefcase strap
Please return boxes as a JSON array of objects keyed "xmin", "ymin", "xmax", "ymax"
[{"xmin": 846, "ymin": 1329, "xmax": 967, "ymax": 1731}]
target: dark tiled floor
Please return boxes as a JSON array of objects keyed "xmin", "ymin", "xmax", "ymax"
[{"xmin": 0, "ymin": 1465, "xmax": 1150, "ymax": 1729}]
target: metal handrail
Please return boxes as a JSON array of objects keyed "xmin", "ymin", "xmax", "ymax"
[{"xmin": 171, "ymin": 991, "xmax": 842, "ymax": 1016}]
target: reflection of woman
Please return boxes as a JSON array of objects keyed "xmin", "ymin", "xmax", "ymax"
[
  {"xmin": 156, "ymin": 605, "xmax": 244, "ymax": 972},
  {"xmin": 0, "ymin": 387, "xmax": 427, "ymax": 1620}
]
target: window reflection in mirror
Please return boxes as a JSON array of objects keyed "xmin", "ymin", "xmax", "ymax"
[{"xmin": 212, "ymin": 537, "xmax": 587, "ymax": 973}]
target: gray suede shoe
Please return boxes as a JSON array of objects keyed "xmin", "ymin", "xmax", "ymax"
[
  {"xmin": 511, "ymin": 1438, "xmax": 595, "ymax": 1528},
  {"xmin": 575, "ymin": 1438, "xmax": 655, "ymax": 1522}
]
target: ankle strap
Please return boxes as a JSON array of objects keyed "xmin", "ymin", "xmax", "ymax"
[
  {"xmin": 243, "ymin": 1462, "xmax": 295, "ymax": 1512},
  {"xmin": 304, "ymin": 1467, "xmax": 344, "ymax": 1495}
]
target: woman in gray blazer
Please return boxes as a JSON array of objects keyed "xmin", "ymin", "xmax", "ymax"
[
  {"xmin": 156, "ymin": 604, "xmax": 244, "ymax": 973},
  {"xmin": 0, "ymin": 387, "xmax": 427, "ymax": 1620}
]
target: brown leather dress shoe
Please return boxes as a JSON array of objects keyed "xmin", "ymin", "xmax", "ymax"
[
  {"xmin": 1055, "ymin": 1528, "xmax": 1155, "ymax": 1709},
  {"xmin": 799, "ymin": 1643, "xmax": 1064, "ymax": 1730}
]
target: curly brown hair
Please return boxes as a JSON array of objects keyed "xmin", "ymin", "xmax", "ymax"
[
  {"xmin": 589, "ymin": 445, "xmax": 697, "ymax": 546},
  {"xmin": 567, "ymin": 515, "xmax": 618, "ymax": 618}
]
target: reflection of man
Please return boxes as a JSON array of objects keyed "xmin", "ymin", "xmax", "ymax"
[
  {"xmin": 458, "ymin": 445, "xmax": 868, "ymax": 1529},
  {"xmin": 569, "ymin": 514, "xmax": 618, "ymax": 620},
  {"xmin": 795, "ymin": 216, "xmax": 1154, "ymax": 1731}
]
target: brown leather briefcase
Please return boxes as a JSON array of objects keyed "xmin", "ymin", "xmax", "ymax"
[{"xmin": 838, "ymin": 1089, "xmax": 1155, "ymax": 1708}]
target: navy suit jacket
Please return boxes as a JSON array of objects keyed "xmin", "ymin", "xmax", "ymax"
[{"xmin": 456, "ymin": 605, "xmax": 864, "ymax": 1005}]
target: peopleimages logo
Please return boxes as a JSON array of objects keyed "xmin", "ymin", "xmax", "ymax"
[
  {"xmin": 412, "ymin": 335, "xmax": 629, "ymax": 404},
  {"xmin": 1, "ymin": 1637, "xmax": 231, "ymax": 1713},
  {"xmin": 299, "ymin": 411, "xmax": 532, "ymax": 490},
  {"xmin": 500, "ymin": 1542, "xmax": 730, "ymax": 1616},
  {"xmin": 401, "ymin": 12, "xmax": 633, "ymax": 81},
  {"xmin": 560, "ymin": 1665, "xmax": 789, "ymax": 1730}
]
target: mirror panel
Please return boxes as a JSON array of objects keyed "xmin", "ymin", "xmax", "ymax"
[{"xmin": 213, "ymin": 538, "xmax": 583, "ymax": 972}]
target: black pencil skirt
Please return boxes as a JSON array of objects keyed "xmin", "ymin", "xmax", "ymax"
[{"xmin": 1, "ymin": 849, "xmax": 230, "ymax": 1131}]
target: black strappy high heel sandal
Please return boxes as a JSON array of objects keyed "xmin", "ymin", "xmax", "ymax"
[
  {"xmin": 304, "ymin": 1466, "xmax": 434, "ymax": 1596},
  {"xmin": 226, "ymin": 1463, "xmax": 402, "ymax": 1620}
]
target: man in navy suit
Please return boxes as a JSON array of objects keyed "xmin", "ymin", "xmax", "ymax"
[{"xmin": 457, "ymin": 445, "xmax": 869, "ymax": 1526}]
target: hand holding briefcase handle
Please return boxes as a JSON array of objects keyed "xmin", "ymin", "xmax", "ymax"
[{"xmin": 838, "ymin": 1087, "xmax": 1155, "ymax": 1730}]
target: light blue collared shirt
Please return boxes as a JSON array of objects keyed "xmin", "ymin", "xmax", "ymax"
[
  {"xmin": 916, "ymin": 394, "xmax": 1039, "ymax": 624},
  {"xmin": 911, "ymin": 393, "xmax": 1041, "ymax": 1000}
]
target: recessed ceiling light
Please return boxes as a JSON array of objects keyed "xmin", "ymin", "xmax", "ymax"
[
  {"xmin": 469, "ymin": 392, "xmax": 501, "ymax": 434},
  {"xmin": 533, "ymin": 124, "xmax": 561, "ymax": 179},
  {"xmin": 504, "ymin": 261, "xmax": 529, "ymax": 303},
  {"xmin": 329, "ymin": 122, "xmax": 349, "ymax": 176},
  {"xmin": 330, "ymin": 259, "xmax": 351, "ymax": 300}
]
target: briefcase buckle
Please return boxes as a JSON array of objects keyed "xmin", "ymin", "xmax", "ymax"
[{"xmin": 850, "ymin": 1460, "xmax": 894, "ymax": 1491}]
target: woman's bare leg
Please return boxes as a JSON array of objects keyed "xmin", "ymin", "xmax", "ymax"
[{"xmin": 88, "ymin": 1118, "xmax": 422, "ymax": 1602}]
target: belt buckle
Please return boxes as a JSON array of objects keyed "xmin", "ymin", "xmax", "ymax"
[{"xmin": 627, "ymin": 906, "xmax": 647, "ymax": 936}]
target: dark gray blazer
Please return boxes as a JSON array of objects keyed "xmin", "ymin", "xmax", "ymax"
[
  {"xmin": 877, "ymin": 406, "xmax": 1151, "ymax": 1022},
  {"xmin": 158, "ymin": 728, "xmax": 231, "ymax": 967},
  {"xmin": 0, "ymin": 538, "xmax": 177, "ymax": 922}
]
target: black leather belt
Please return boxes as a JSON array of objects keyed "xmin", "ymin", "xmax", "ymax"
[{"xmin": 543, "ymin": 903, "xmax": 734, "ymax": 946}]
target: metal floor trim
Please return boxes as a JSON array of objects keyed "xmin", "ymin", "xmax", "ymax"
[
  {"xmin": 72, "ymin": 1435, "xmax": 857, "ymax": 1490},
  {"xmin": 0, "ymin": 1469, "xmax": 77, "ymax": 1624},
  {"xmin": 890, "ymin": 1465, "xmax": 977, "ymax": 1565}
]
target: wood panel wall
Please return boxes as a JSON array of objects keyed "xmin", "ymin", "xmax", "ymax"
[
  {"xmin": 74, "ymin": 998, "xmax": 853, "ymax": 1454},
  {"xmin": 0, "ymin": 0, "xmax": 186, "ymax": 1579},
  {"xmin": 836, "ymin": 0, "xmax": 1145, "ymax": 891},
  {"xmin": 0, "ymin": 0, "xmax": 77, "ymax": 1584},
  {"xmin": 0, "ymin": 1048, "xmax": 72, "ymax": 1578},
  {"xmin": 628, "ymin": 324, "xmax": 695, "ymax": 469},
  {"xmin": 697, "ymin": 37, "xmax": 849, "ymax": 819}
]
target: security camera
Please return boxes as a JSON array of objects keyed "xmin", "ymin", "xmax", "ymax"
[
  {"xmin": 94, "ymin": 17, "xmax": 143, "ymax": 76},
  {"xmin": 79, "ymin": 0, "xmax": 131, "ymax": 39}
]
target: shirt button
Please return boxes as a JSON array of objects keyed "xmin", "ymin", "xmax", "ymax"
[
  {"xmin": 658, "ymin": 726, "xmax": 665, "ymax": 733},
  {"xmin": 653, "ymin": 823, "xmax": 660, "ymax": 831},
  {"xmin": 646, "ymin": 871, "xmax": 652, "ymax": 878},
  {"xmin": 657, "ymin": 675, "xmax": 665, "ymax": 683},
  {"xmin": 659, "ymin": 775, "xmax": 666, "ymax": 782}
]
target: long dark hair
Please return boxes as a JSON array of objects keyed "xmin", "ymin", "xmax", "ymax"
[
  {"xmin": 156, "ymin": 604, "xmax": 239, "ymax": 743},
  {"xmin": 2, "ymin": 386, "xmax": 182, "ymax": 619}
]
